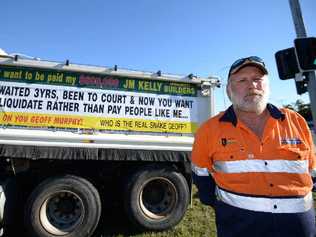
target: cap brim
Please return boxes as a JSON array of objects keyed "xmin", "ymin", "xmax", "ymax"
[{"xmin": 229, "ymin": 62, "xmax": 268, "ymax": 76}]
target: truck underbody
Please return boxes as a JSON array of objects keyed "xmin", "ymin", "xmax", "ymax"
[{"xmin": 0, "ymin": 148, "xmax": 192, "ymax": 237}]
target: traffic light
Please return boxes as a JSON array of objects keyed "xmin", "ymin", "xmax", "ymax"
[
  {"xmin": 275, "ymin": 37, "xmax": 316, "ymax": 95},
  {"xmin": 294, "ymin": 37, "xmax": 316, "ymax": 71},
  {"xmin": 295, "ymin": 72, "xmax": 309, "ymax": 95},
  {"xmin": 275, "ymin": 47, "xmax": 300, "ymax": 80}
]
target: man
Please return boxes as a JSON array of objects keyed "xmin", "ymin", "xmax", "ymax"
[{"xmin": 191, "ymin": 56, "xmax": 316, "ymax": 237}]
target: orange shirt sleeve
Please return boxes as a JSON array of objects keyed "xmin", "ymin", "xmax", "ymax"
[
  {"xmin": 191, "ymin": 122, "xmax": 213, "ymax": 171},
  {"xmin": 297, "ymin": 114, "xmax": 316, "ymax": 171},
  {"xmin": 306, "ymin": 126, "xmax": 316, "ymax": 171}
]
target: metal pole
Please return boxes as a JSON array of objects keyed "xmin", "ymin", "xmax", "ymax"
[{"xmin": 289, "ymin": 0, "xmax": 316, "ymax": 128}]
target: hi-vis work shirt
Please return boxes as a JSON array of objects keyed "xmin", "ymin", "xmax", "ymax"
[{"xmin": 191, "ymin": 104, "xmax": 316, "ymax": 213}]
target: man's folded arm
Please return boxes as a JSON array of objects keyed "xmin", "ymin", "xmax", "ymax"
[{"xmin": 192, "ymin": 164, "xmax": 216, "ymax": 206}]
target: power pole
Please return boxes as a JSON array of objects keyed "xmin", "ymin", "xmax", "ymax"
[{"xmin": 289, "ymin": 0, "xmax": 316, "ymax": 127}]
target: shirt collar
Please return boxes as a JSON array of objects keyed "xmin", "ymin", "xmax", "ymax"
[{"xmin": 219, "ymin": 103, "xmax": 285, "ymax": 126}]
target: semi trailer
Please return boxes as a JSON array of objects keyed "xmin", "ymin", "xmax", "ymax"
[{"xmin": 0, "ymin": 52, "xmax": 220, "ymax": 237}]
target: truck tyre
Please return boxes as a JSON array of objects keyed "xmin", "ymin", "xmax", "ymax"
[
  {"xmin": 124, "ymin": 165, "xmax": 190, "ymax": 231},
  {"xmin": 24, "ymin": 175, "xmax": 101, "ymax": 237}
]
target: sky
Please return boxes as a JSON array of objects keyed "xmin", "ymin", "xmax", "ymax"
[{"xmin": 1, "ymin": 0, "xmax": 315, "ymax": 114}]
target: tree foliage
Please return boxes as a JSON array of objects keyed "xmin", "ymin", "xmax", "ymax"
[{"xmin": 283, "ymin": 99, "xmax": 312, "ymax": 121}]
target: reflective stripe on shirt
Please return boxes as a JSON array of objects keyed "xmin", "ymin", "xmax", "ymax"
[
  {"xmin": 191, "ymin": 163, "xmax": 209, "ymax": 176},
  {"xmin": 216, "ymin": 187, "xmax": 313, "ymax": 213},
  {"xmin": 214, "ymin": 159, "xmax": 309, "ymax": 174}
]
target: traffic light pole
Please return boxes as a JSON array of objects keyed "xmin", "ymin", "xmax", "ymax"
[{"xmin": 289, "ymin": 0, "xmax": 316, "ymax": 128}]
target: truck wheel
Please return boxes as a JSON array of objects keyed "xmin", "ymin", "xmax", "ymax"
[
  {"xmin": 24, "ymin": 175, "xmax": 101, "ymax": 237},
  {"xmin": 124, "ymin": 166, "xmax": 190, "ymax": 231}
]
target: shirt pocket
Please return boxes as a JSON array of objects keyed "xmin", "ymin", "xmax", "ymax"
[
  {"xmin": 212, "ymin": 148, "xmax": 246, "ymax": 162},
  {"xmin": 277, "ymin": 144, "xmax": 310, "ymax": 161}
]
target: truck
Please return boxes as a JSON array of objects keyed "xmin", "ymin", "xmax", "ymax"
[{"xmin": 0, "ymin": 51, "xmax": 220, "ymax": 237}]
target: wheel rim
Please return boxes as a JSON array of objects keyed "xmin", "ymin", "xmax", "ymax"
[
  {"xmin": 39, "ymin": 190, "xmax": 84, "ymax": 235},
  {"xmin": 139, "ymin": 177, "xmax": 178, "ymax": 220}
]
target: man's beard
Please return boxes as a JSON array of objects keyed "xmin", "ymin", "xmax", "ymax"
[{"xmin": 230, "ymin": 89, "xmax": 269, "ymax": 114}]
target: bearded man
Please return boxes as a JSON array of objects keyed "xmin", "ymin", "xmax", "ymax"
[{"xmin": 191, "ymin": 56, "xmax": 316, "ymax": 237}]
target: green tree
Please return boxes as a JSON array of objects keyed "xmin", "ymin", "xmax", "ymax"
[{"xmin": 283, "ymin": 99, "xmax": 312, "ymax": 121}]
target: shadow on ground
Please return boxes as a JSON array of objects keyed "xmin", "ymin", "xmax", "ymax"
[{"xmin": 92, "ymin": 205, "xmax": 144, "ymax": 237}]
